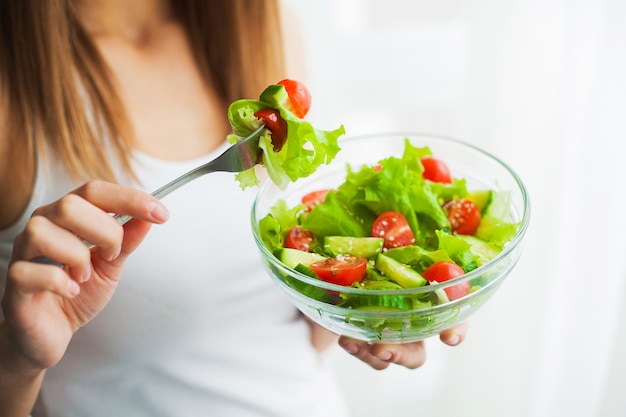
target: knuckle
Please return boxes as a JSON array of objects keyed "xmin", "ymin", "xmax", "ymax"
[
  {"xmin": 7, "ymin": 261, "xmax": 28, "ymax": 285},
  {"xmin": 55, "ymin": 193, "xmax": 82, "ymax": 218},
  {"xmin": 77, "ymin": 179, "xmax": 106, "ymax": 200},
  {"xmin": 11, "ymin": 230, "xmax": 25, "ymax": 250},
  {"xmin": 5, "ymin": 261, "xmax": 70, "ymax": 299},
  {"xmin": 22, "ymin": 216, "xmax": 48, "ymax": 245},
  {"xmin": 46, "ymin": 267, "xmax": 69, "ymax": 293},
  {"xmin": 30, "ymin": 204, "xmax": 47, "ymax": 217}
]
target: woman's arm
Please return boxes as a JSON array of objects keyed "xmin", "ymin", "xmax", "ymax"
[
  {"xmin": 0, "ymin": 322, "xmax": 46, "ymax": 417},
  {"xmin": 306, "ymin": 317, "xmax": 339, "ymax": 352},
  {"xmin": 0, "ymin": 180, "xmax": 170, "ymax": 416},
  {"xmin": 0, "ymin": 84, "xmax": 43, "ymax": 417}
]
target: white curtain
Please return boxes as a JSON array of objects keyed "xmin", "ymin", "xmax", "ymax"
[{"xmin": 282, "ymin": 1, "xmax": 626, "ymax": 416}]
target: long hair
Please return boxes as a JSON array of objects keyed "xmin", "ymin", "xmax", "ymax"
[{"xmin": 0, "ymin": 0, "xmax": 285, "ymax": 184}]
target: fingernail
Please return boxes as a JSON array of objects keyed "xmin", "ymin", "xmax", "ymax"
[
  {"xmin": 149, "ymin": 201, "xmax": 169, "ymax": 222},
  {"xmin": 68, "ymin": 280, "xmax": 80, "ymax": 297},
  {"xmin": 106, "ymin": 246, "xmax": 121, "ymax": 262},
  {"xmin": 376, "ymin": 351, "xmax": 392, "ymax": 361},
  {"xmin": 343, "ymin": 343, "xmax": 359, "ymax": 355},
  {"xmin": 447, "ymin": 335, "xmax": 460, "ymax": 346},
  {"xmin": 80, "ymin": 265, "xmax": 92, "ymax": 283}
]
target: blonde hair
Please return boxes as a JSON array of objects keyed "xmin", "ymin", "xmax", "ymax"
[{"xmin": 0, "ymin": 0, "xmax": 285, "ymax": 183}]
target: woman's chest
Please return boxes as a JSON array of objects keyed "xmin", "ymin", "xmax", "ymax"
[{"xmin": 95, "ymin": 23, "xmax": 230, "ymax": 160}]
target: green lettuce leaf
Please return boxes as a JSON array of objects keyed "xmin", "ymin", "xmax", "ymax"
[
  {"xmin": 298, "ymin": 140, "xmax": 471, "ymax": 248},
  {"xmin": 435, "ymin": 230, "xmax": 478, "ymax": 272},
  {"xmin": 227, "ymin": 84, "xmax": 345, "ymax": 190},
  {"xmin": 476, "ymin": 191, "xmax": 520, "ymax": 248},
  {"xmin": 258, "ymin": 199, "xmax": 306, "ymax": 253}
]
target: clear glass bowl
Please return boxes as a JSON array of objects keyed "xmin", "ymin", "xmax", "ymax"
[{"xmin": 251, "ymin": 133, "xmax": 530, "ymax": 343}]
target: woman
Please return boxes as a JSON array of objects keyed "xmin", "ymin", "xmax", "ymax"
[{"xmin": 0, "ymin": 1, "xmax": 467, "ymax": 415}]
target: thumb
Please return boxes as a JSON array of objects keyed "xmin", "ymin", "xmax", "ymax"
[
  {"xmin": 94, "ymin": 219, "xmax": 154, "ymax": 277},
  {"xmin": 116, "ymin": 219, "xmax": 154, "ymax": 262}
]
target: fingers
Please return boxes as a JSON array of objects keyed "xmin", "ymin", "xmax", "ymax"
[
  {"xmin": 32, "ymin": 192, "xmax": 122, "ymax": 261},
  {"xmin": 1, "ymin": 181, "xmax": 169, "ymax": 372},
  {"xmin": 5, "ymin": 261, "xmax": 81, "ymax": 304},
  {"xmin": 2, "ymin": 261, "xmax": 81, "ymax": 370},
  {"xmin": 439, "ymin": 321, "xmax": 469, "ymax": 346},
  {"xmin": 72, "ymin": 180, "xmax": 169, "ymax": 224},
  {"xmin": 98, "ymin": 218, "xmax": 154, "ymax": 275},
  {"xmin": 338, "ymin": 323, "xmax": 469, "ymax": 370},
  {"xmin": 26, "ymin": 180, "xmax": 169, "ymax": 263},
  {"xmin": 338, "ymin": 336, "xmax": 426, "ymax": 370},
  {"xmin": 14, "ymin": 216, "xmax": 92, "ymax": 284}
]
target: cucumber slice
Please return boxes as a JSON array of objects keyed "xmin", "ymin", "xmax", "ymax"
[
  {"xmin": 455, "ymin": 235, "xmax": 500, "ymax": 266},
  {"xmin": 374, "ymin": 254, "xmax": 427, "ymax": 288},
  {"xmin": 483, "ymin": 191, "xmax": 511, "ymax": 219},
  {"xmin": 324, "ymin": 236, "xmax": 384, "ymax": 258},
  {"xmin": 277, "ymin": 248, "xmax": 326, "ymax": 269},
  {"xmin": 290, "ymin": 264, "xmax": 334, "ymax": 302},
  {"xmin": 466, "ymin": 190, "xmax": 492, "ymax": 214}
]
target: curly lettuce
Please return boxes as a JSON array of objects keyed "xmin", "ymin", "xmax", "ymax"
[{"xmin": 227, "ymin": 83, "xmax": 345, "ymax": 190}]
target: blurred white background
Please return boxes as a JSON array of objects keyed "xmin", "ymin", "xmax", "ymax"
[{"xmin": 281, "ymin": 1, "xmax": 626, "ymax": 416}]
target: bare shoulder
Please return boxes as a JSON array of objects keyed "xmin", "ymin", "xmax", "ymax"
[{"xmin": 0, "ymin": 83, "xmax": 35, "ymax": 230}]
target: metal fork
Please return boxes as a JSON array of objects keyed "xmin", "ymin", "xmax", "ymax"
[
  {"xmin": 112, "ymin": 125, "xmax": 265, "ymax": 226},
  {"xmin": 32, "ymin": 125, "xmax": 265, "ymax": 267},
  {"xmin": 29, "ymin": 126, "xmax": 265, "ymax": 262}
]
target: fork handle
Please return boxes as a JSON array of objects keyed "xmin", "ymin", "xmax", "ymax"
[
  {"xmin": 110, "ymin": 163, "xmax": 208, "ymax": 228},
  {"xmin": 112, "ymin": 213, "xmax": 133, "ymax": 226}
]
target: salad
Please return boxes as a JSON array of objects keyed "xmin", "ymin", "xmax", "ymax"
[
  {"xmin": 257, "ymin": 139, "xmax": 521, "ymax": 310},
  {"xmin": 227, "ymin": 79, "xmax": 345, "ymax": 189}
]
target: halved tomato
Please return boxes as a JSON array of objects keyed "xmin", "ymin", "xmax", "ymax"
[
  {"xmin": 254, "ymin": 108, "xmax": 288, "ymax": 151},
  {"xmin": 421, "ymin": 156, "xmax": 452, "ymax": 183},
  {"xmin": 285, "ymin": 226, "xmax": 315, "ymax": 252},
  {"xmin": 371, "ymin": 211, "xmax": 415, "ymax": 250},
  {"xmin": 278, "ymin": 79, "xmax": 312, "ymax": 118},
  {"xmin": 310, "ymin": 255, "xmax": 367, "ymax": 286},
  {"xmin": 422, "ymin": 261, "xmax": 470, "ymax": 300},
  {"xmin": 301, "ymin": 189, "xmax": 330, "ymax": 211},
  {"xmin": 443, "ymin": 199, "xmax": 481, "ymax": 235}
]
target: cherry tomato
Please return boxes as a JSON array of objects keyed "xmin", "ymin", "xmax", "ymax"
[
  {"xmin": 422, "ymin": 261, "xmax": 470, "ymax": 300},
  {"xmin": 443, "ymin": 199, "xmax": 481, "ymax": 235},
  {"xmin": 421, "ymin": 156, "xmax": 452, "ymax": 183},
  {"xmin": 278, "ymin": 79, "xmax": 312, "ymax": 118},
  {"xmin": 254, "ymin": 108, "xmax": 288, "ymax": 151},
  {"xmin": 371, "ymin": 211, "xmax": 415, "ymax": 250},
  {"xmin": 284, "ymin": 226, "xmax": 315, "ymax": 252},
  {"xmin": 310, "ymin": 255, "xmax": 367, "ymax": 286},
  {"xmin": 301, "ymin": 189, "xmax": 330, "ymax": 211}
]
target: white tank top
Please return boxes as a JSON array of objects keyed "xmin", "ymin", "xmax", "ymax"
[{"xmin": 0, "ymin": 145, "xmax": 350, "ymax": 417}]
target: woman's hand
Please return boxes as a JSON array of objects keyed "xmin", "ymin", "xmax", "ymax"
[
  {"xmin": 1, "ymin": 180, "xmax": 169, "ymax": 373},
  {"xmin": 337, "ymin": 322, "xmax": 469, "ymax": 370}
]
